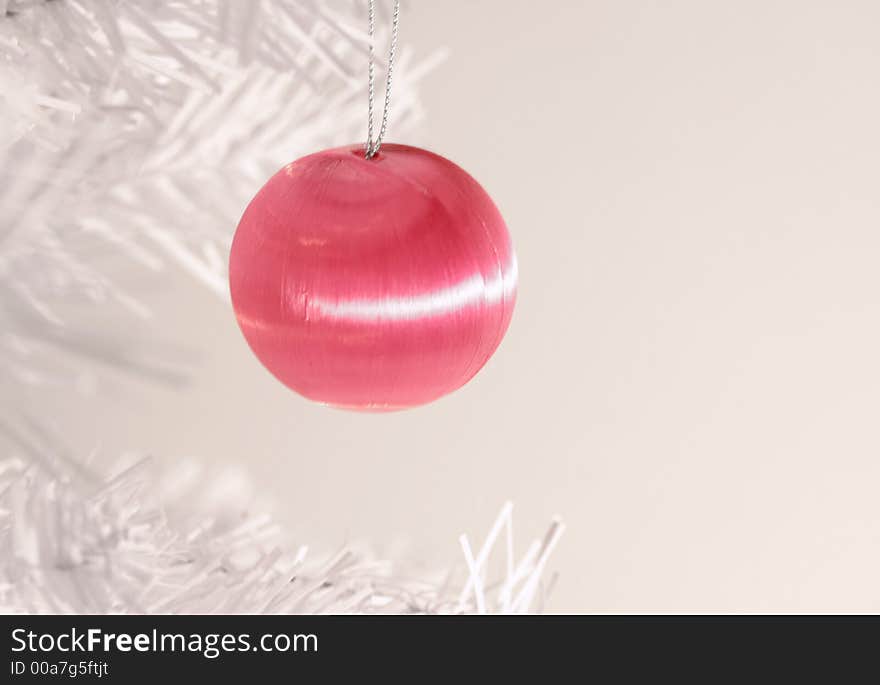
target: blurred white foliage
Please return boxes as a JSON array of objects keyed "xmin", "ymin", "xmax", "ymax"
[
  {"xmin": 0, "ymin": 1, "xmax": 561, "ymax": 614},
  {"xmin": 0, "ymin": 0, "xmax": 444, "ymax": 394},
  {"xmin": 0, "ymin": 425, "xmax": 563, "ymax": 614}
]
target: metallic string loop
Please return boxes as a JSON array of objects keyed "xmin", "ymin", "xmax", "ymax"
[{"xmin": 365, "ymin": 0, "xmax": 400, "ymax": 159}]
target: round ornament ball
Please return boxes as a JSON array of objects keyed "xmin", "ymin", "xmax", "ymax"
[{"xmin": 229, "ymin": 143, "xmax": 517, "ymax": 411}]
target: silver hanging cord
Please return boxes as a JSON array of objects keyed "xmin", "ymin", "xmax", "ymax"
[{"xmin": 365, "ymin": 0, "xmax": 400, "ymax": 159}]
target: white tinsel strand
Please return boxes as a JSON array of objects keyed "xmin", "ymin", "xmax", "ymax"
[{"xmin": 0, "ymin": 432, "xmax": 563, "ymax": 615}]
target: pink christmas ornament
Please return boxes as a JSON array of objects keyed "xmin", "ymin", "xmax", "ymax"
[{"xmin": 229, "ymin": 143, "xmax": 517, "ymax": 411}]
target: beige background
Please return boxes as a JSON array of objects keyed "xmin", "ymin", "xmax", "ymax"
[{"xmin": 60, "ymin": 1, "xmax": 880, "ymax": 610}]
